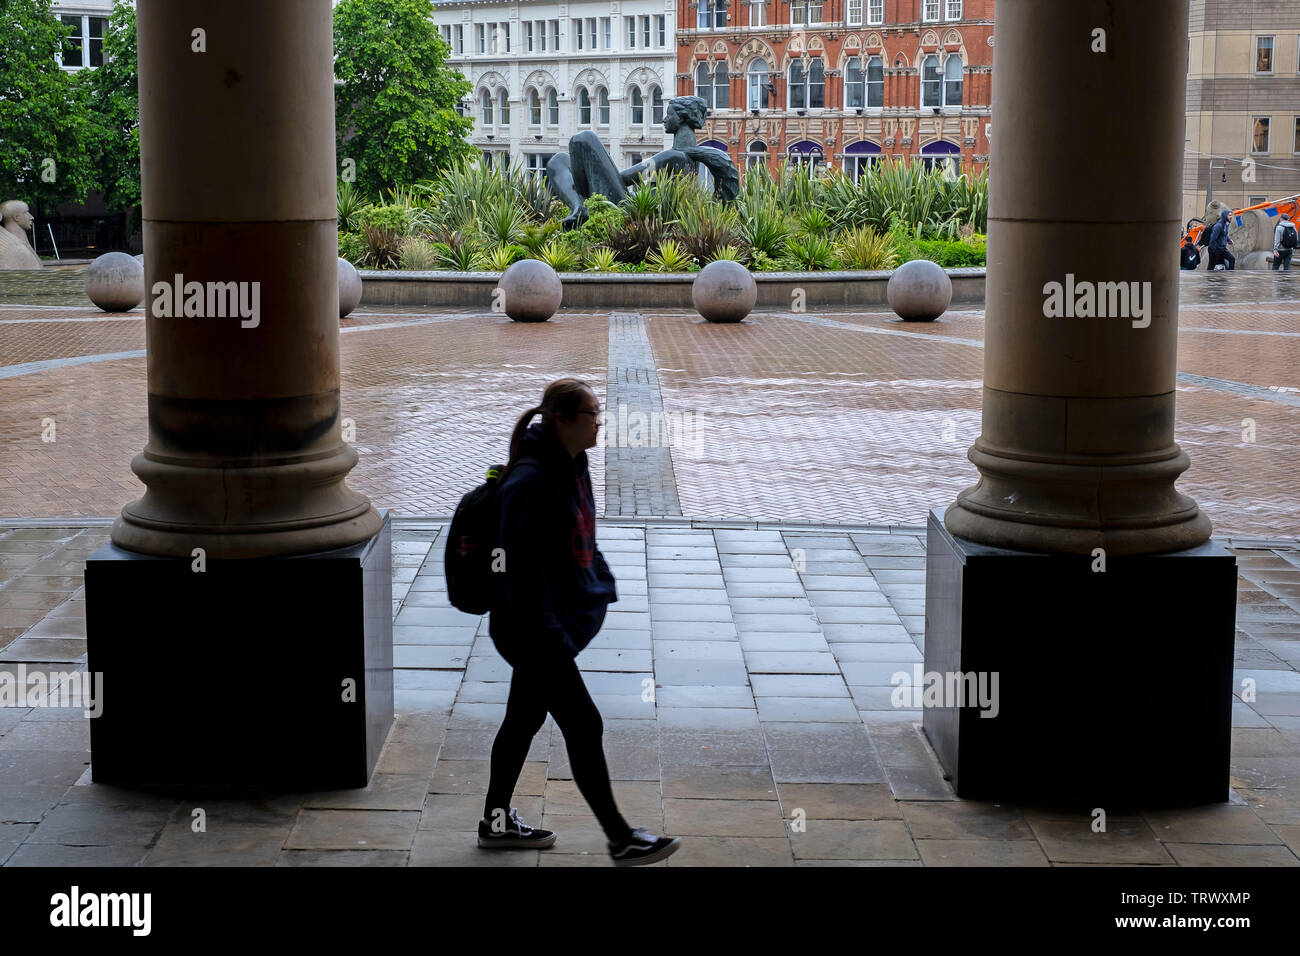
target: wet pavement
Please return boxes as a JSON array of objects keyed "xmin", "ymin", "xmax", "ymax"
[
  {"xmin": 1, "ymin": 268, "xmax": 1298, "ymax": 866},
  {"xmin": 0, "ymin": 269, "xmax": 1297, "ymax": 538},
  {"xmin": 0, "ymin": 518, "xmax": 1297, "ymax": 867}
]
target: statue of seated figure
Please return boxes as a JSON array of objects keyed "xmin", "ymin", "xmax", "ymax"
[
  {"xmin": 546, "ymin": 95, "xmax": 740, "ymax": 229},
  {"xmin": 0, "ymin": 200, "xmax": 42, "ymax": 270}
]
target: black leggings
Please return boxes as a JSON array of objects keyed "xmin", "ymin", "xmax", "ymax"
[{"xmin": 484, "ymin": 648, "xmax": 633, "ymax": 843}]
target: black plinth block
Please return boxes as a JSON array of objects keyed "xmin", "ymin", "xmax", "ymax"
[
  {"xmin": 923, "ymin": 507, "xmax": 1237, "ymax": 805},
  {"xmin": 85, "ymin": 511, "xmax": 393, "ymax": 789}
]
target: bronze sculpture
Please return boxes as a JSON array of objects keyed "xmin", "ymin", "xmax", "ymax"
[{"xmin": 546, "ymin": 95, "xmax": 740, "ymax": 229}]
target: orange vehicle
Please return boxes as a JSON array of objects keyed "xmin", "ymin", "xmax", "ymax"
[{"xmin": 1183, "ymin": 194, "xmax": 1300, "ymax": 250}]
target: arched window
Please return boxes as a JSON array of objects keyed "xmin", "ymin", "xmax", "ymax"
[
  {"xmin": 921, "ymin": 140, "xmax": 961, "ymax": 175},
  {"xmin": 746, "ymin": 139, "xmax": 768, "ymax": 171},
  {"xmin": 787, "ymin": 140, "xmax": 824, "ymax": 172},
  {"xmin": 650, "ymin": 86, "xmax": 663, "ymax": 125},
  {"xmin": 578, "ymin": 87, "xmax": 592, "ymax": 126},
  {"xmin": 843, "ymin": 140, "xmax": 881, "ymax": 181},
  {"xmin": 498, "ymin": 88, "xmax": 510, "ymax": 124},
  {"xmin": 480, "ymin": 89, "xmax": 493, "ymax": 125},
  {"xmin": 845, "ymin": 58, "xmax": 864, "ymax": 110},
  {"xmin": 528, "ymin": 89, "xmax": 541, "ymax": 126},
  {"xmin": 546, "ymin": 88, "xmax": 559, "ymax": 126},
  {"xmin": 944, "ymin": 55, "xmax": 963, "ymax": 107},
  {"xmin": 597, "ymin": 87, "xmax": 610, "ymax": 127},
  {"xmin": 630, "ymin": 87, "xmax": 644, "ymax": 125},
  {"xmin": 788, "ymin": 58, "xmax": 824, "ymax": 110},
  {"xmin": 696, "ymin": 62, "xmax": 729, "ymax": 110},
  {"xmin": 921, "ymin": 54, "xmax": 942, "ymax": 108},
  {"xmin": 747, "ymin": 59, "xmax": 771, "ymax": 110},
  {"xmin": 867, "ymin": 56, "xmax": 884, "ymax": 108}
]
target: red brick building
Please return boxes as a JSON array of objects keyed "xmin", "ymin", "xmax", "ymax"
[{"xmin": 676, "ymin": 0, "xmax": 992, "ymax": 179}]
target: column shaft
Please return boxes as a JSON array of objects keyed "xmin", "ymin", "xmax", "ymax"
[
  {"xmin": 113, "ymin": 0, "xmax": 381, "ymax": 558},
  {"xmin": 944, "ymin": 0, "xmax": 1211, "ymax": 555}
]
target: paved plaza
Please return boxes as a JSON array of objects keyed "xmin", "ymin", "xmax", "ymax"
[{"xmin": 0, "ymin": 270, "xmax": 1298, "ymax": 866}]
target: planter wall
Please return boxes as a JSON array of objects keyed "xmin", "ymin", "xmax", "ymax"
[{"xmin": 357, "ymin": 268, "xmax": 987, "ymax": 311}]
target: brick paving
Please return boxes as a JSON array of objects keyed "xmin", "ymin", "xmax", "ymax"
[
  {"xmin": 0, "ymin": 519, "xmax": 1297, "ymax": 866},
  {"xmin": 2, "ymin": 273, "xmax": 1297, "ymax": 535}
]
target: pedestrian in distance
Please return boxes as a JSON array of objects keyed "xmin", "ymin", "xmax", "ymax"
[
  {"xmin": 477, "ymin": 377, "xmax": 682, "ymax": 867},
  {"xmin": 1273, "ymin": 213, "xmax": 1297, "ymax": 271},
  {"xmin": 1207, "ymin": 208, "xmax": 1235, "ymax": 271}
]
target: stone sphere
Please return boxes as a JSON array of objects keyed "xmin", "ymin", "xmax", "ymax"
[
  {"xmin": 887, "ymin": 259, "xmax": 952, "ymax": 321},
  {"xmin": 85, "ymin": 251, "xmax": 145, "ymax": 312},
  {"xmin": 499, "ymin": 258, "xmax": 562, "ymax": 322},
  {"xmin": 692, "ymin": 260, "xmax": 757, "ymax": 323},
  {"xmin": 339, "ymin": 257, "xmax": 363, "ymax": 318}
]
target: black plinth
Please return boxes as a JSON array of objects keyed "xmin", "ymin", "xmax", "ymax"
[
  {"xmin": 85, "ymin": 511, "xmax": 393, "ymax": 789},
  {"xmin": 923, "ymin": 507, "xmax": 1237, "ymax": 805}
]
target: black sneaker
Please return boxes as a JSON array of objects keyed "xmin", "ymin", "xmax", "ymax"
[
  {"xmin": 477, "ymin": 807, "xmax": 557, "ymax": 849},
  {"xmin": 608, "ymin": 827, "xmax": 681, "ymax": 867}
]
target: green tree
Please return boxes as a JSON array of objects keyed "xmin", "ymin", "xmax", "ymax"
[
  {"xmin": 333, "ymin": 0, "xmax": 476, "ymax": 198},
  {"xmin": 85, "ymin": 0, "xmax": 140, "ymax": 217},
  {"xmin": 0, "ymin": 0, "xmax": 98, "ymax": 208}
]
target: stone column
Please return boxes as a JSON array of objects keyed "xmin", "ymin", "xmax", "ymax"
[
  {"xmin": 113, "ymin": 0, "xmax": 381, "ymax": 559},
  {"xmin": 944, "ymin": 0, "xmax": 1210, "ymax": 556}
]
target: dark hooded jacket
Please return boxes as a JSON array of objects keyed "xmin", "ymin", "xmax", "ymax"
[
  {"xmin": 488, "ymin": 421, "xmax": 617, "ymax": 664},
  {"xmin": 1208, "ymin": 210, "xmax": 1232, "ymax": 251}
]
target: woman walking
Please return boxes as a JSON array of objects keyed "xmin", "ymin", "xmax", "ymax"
[{"xmin": 478, "ymin": 378, "xmax": 681, "ymax": 867}]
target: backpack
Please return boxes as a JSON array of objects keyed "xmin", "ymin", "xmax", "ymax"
[
  {"xmin": 444, "ymin": 456, "xmax": 541, "ymax": 614},
  {"xmin": 1282, "ymin": 223, "xmax": 1298, "ymax": 250}
]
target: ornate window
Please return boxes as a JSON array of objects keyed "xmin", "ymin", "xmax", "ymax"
[
  {"xmin": 921, "ymin": 54, "xmax": 942, "ymax": 108},
  {"xmin": 547, "ymin": 88, "xmax": 559, "ymax": 126},
  {"xmin": 598, "ymin": 88, "xmax": 610, "ymax": 127},
  {"xmin": 578, "ymin": 87, "xmax": 592, "ymax": 126},
  {"xmin": 630, "ymin": 87, "xmax": 644, "ymax": 125},
  {"xmin": 749, "ymin": 0, "xmax": 767, "ymax": 27},
  {"xmin": 651, "ymin": 86, "xmax": 664, "ymax": 125},
  {"xmin": 498, "ymin": 89, "xmax": 510, "ymax": 124},
  {"xmin": 787, "ymin": 58, "xmax": 825, "ymax": 110},
  {"xmin": 747, "ymin": 59, "xmax": 772, "ymax": 110},
  {"xmin": 696, "ymin": 62, "xmax": 730, "ymax": 110},
  {"xmin": 846, "ymin": 0, "xmax": 862, "ymax": 26},
  {"xmin": 787, "ymin": 141, "xmax": 825, "ymax": 171},
  {"xmin": 746, "ymin": 140, "xmax": 768, "ymax": 171},
  {"xmin": 529, "ymin": 89, "xmax": 542, "ymax": 126},
  {"xmin": 480, "ymin": 89, "xmax": 493, "ymax": 125},
  {"xmin": 946, "ymin": 0, "xmax": 963, "ymax": 20},
  {"xmin": 843, "ymin": 141, "xmax": 880, "ymax": 181},
  {"xmin": 868, "ymin": 0, "xmax": 883, "ymax": 25},
  {"xmin": 944, "ymin": 55, "xmax": 963, "ymax": 107},
  {"xmin": 922, "ymin": 0, "xmax": 940, "ymax": 22}
]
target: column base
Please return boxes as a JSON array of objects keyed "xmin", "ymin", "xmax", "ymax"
[
  {"xmin": 923, "ymin": 507, "xmax": 1236, "ymax": 805},
  {"xmin": 85, "ymin": 511, "xmax": 393, "ymax": 789}
]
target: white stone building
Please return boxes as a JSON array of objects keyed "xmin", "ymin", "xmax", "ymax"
[{"xmin": 433, "ymin": 1, "xmax": 678, "ymax": 173}]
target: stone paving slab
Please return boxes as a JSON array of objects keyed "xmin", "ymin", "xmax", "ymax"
[{"xmin": 1, "ymin": 521, "xmax": 1299, "ymax": 868}]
